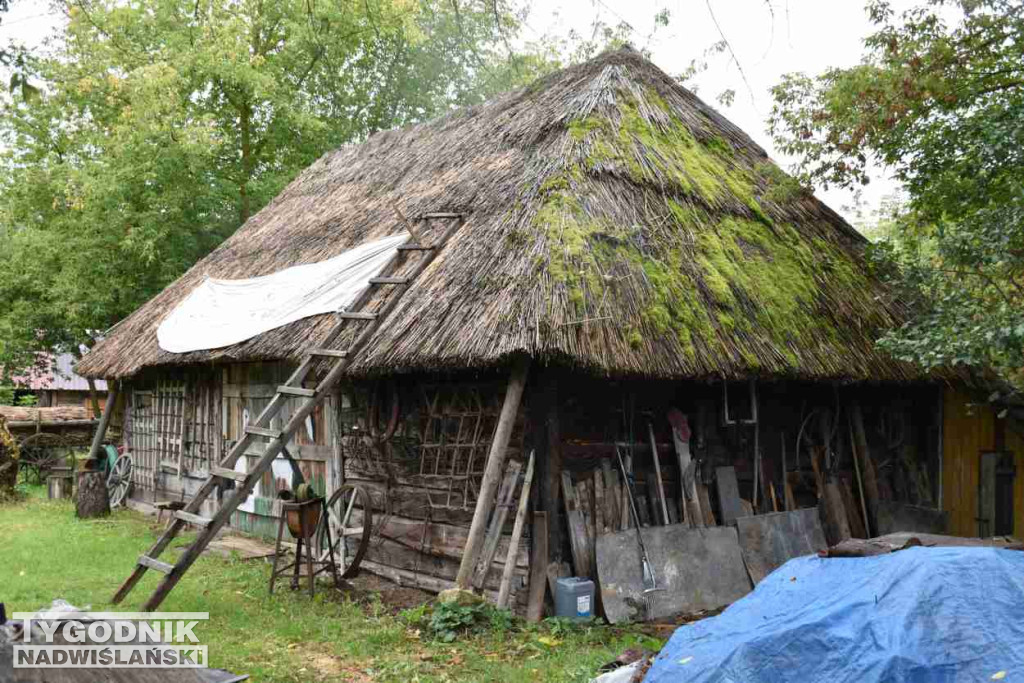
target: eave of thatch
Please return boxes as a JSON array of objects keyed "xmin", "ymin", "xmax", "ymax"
[{"xmin": 78, "ymin": 47, "xmax": 930, "ymax": 383}]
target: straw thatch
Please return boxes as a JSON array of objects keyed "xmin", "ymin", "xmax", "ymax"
[{"xmin": 78, "ymin": 47, "xmax": 924, "ymax": 382}]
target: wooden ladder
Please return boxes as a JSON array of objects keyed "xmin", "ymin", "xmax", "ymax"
[{"xmin": 112, "ymin": 212, "xmax": 466, "ymax": 611}]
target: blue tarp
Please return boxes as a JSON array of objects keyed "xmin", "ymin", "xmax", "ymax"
[{"xmin": 644, "ymin": 546, "xmax": 1024, "ymax": 683}]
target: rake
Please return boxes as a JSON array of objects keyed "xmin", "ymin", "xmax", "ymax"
[{"xmin": 616, "ymin": 447, "xmax": 661, "ymax": 618}]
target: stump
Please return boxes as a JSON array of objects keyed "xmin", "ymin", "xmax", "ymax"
[{"xmin": 76, "ymin": 470, "xmax": 110, "ymax": 518}]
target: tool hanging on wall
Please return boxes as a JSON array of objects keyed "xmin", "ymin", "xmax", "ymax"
[{"xmin": 616, "ymin": 447, "xmax": 661, "ymax": 618}]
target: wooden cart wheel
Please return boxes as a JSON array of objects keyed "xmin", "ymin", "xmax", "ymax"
[
  {"xmin": 107, "ymin": 453, "xmax": 133, "ymax": 508},
  {"xmin": 316, "ymin": 484, "xmax": 372, "ymax": 579},
  {"xmin": 18, "ymin": 433, "xmax": 73, "ymax": 485}
]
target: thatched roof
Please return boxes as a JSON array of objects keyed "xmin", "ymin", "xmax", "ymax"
[{"xmin": 79, "ymin": 47, "xmax": 924, "ymax": 382}]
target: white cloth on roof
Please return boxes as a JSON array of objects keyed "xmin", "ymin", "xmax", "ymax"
[{"xmin": 157, "ymin": 232, "xmax": 409, "ymax": 353}]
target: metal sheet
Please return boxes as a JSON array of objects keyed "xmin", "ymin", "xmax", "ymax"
[
  {"xmin": 596, "ymin": 524, "xmax": 751, "ymax": 624},
  {"xmin": 735, "ymin": 508, "xmax": 827, "ymax": 585}
]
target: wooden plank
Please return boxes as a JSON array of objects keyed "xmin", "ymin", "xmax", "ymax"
[
  {"xmin": 138, "ymin": 555, "xmax": 173, "ymax": 574},
  {"xmin": 698, "ymin": 484, "xmax": 717, "ymax": 526},
  {"xmin": 526, "ymin": 511, "xmax": 548, "ymax": 622},
  {"xmin": 456, "ymin": 356, "xmax": 531, "ymax": 589},
  {"xmin": 668, "ymin": 409, "xmax": 704, "ymax": 527},
  {"xmin": 561, "ymin": 471, "xmax": 590, "ymax": 577},
  {"xmin": 245, "ymin": 426, "xmax": 279, "ymax": 439},
  {"xmin": 337, "ymin": 311, "xmax": 377, "ymax": 320},
  {"xmin": 839, "ymin": 478, "xmax": 867, "ymax": 539},
  {"xmin": 173, "ymin": 510, "xmax": 212, "ymax": 528},
  {"xmin": 211, "ymin": 466, "xmax": 246, "ymax": 483},
  {"xmin": 472, "ymin": 459, "xmax": 523, "ymax": 589},
  {"xmin": 716, "ymin": 466, "xmax": 744, "ymax": 526},
  {"xmin": 308, "ymin": 348, "xmax": 348, "ymax": 358},
  {"xmin": 593, "ymin": 470, "xmax": 606, "ymax": 534},
  {"xmin": 369, "ymin": 276, "xmax": 410, "ymax": 285},
  {"xmin": 277, "ymin": 386, "xmax": 316, "ymax": 398},
  {"xmin": 498, "ymin": 451, "xmax": 535, "ymax": 608}
]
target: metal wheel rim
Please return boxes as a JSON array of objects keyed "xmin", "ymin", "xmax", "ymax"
[
  {"xmin": 316, "ymin": 484, "xmax": 372, "ymax": 579},
  {"xmin": 107, "ymin": 454, "xmax": 133, "ymax": 508}
]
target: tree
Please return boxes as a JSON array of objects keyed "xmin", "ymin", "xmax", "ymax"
[
  {"xmin": 0, "ymin": 0, "xmax": 550, "ymax": 377},
  {"xmin": 769, "ymin": 0, "xmax": 1024, "ymax": 388}
]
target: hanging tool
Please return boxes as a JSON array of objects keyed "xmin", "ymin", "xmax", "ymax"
[{"xmin": 617, "ymin": 447, "xmax": 661, "ymax": 618}]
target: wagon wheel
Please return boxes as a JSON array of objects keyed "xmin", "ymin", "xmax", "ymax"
[
  {"xmin": 316, "ymin": 484, "xmax": 372, "ymax": 579},
  {"xmin": 18, "ymin": 433, "xmax": 73, "ymax": 485},
  {"xmin": 107, "ymin": 453, "xmax": 133, "ymax": 508}
]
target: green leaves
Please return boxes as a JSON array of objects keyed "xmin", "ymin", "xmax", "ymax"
[{"xmin": 770, "ymin": 0, "xmax": 1024, "ymax": 388}]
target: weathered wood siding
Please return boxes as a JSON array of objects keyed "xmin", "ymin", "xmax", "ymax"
[{"xmin": 941, "ymin": 387, "xmax": 1024, "ymax": 537}]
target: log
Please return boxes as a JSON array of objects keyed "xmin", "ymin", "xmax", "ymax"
[
  {"xmin": 76, "ymin": 470, "xmax": 110, "ymax": 519},
  {"xmin": 456, "ymin": 356, "xmax": 530, "ymax": 588},
  {"xmin": 498, "ymin": 451, "xmax": 535, "ymax": 608}
]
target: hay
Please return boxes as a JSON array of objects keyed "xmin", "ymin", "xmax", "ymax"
[{"xmin": 78, "ymin": 47, "xmax": 928, "ymax": 383}]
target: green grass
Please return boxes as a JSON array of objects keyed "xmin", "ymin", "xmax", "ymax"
[{"xmin": 0, "ymin": 488, "xmax": 661, "ymax": 682}]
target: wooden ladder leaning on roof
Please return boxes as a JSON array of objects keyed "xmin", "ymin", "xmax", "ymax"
[{"xmin": 111, "ymin": 211, "xmax": 467, "ymax": 611}]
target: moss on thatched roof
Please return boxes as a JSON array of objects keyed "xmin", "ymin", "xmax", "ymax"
[{"xmin": 79, "ymin": 47, "xmax": 924, "ymax": 382}]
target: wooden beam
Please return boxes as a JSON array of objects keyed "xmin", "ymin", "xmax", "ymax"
[
  {"xmin": 498, "ymin": 450, "xmax": 535, "ymax": 608},
  {"xmin": 87, "ymin": 383, "xmax": 120, "ymax": 463},
  {"xmin": 455, "ymin": 356, "xmax": 531, "ymax": 589}
]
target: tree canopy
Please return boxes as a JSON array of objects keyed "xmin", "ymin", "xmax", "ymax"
[
  {"xmin": 770, "ymin": 0, "xmax": 1024, "ymax": 388},
  {"xmin": 0, "ymin": 0, "xmax": 553, "ymax": 376}
]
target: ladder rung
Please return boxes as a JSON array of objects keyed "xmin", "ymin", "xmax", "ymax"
[
  {"xmin": 138, "ymin": 555, "xmax": 173, "ymax": 574},
  {"xmin": 278, "ymin": 385, "xmax": 315, "ymax": 397},
  {"xmin": 245, "ymin": 426, "xmax": 280, "ymax": 439},
  {"xmin": 424, "ymin": 212, "xmax": 463, "ymax": 219},
  {"xmin": 396, "ymin": 244, "xmax": 435, "ymax": 251},
  {"xmin": 174, "ymin": 510, "xmax": 212, "ymax": 527},
  {"xmin": 309, "ymin": 348, "xmax": 348, "ymax": 358},
  {"xmin": 338, "ymin": 311, "xmax": 377, "ymax": 320},
  {"xmin": 211, "ymin": 466, "xmax": 247, "ymax": 483},
  {"xmin": 369, "ymin": 277, "xmax": 410, "ymax": 285}
]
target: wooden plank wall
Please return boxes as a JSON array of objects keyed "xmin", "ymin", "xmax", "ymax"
[
  {"xmin": 339, "ymin": 380, "xmax": 531, "ymax": 609},
  {"xmin": 222, "ymin": 362, "xmax": 334, "ymax": 538},
  {"xmin": 942, "ymin": 387, "xmax": 1024, "ymax": 537},
  {"xmin": 126, "ymin": 372, "xmax": 221, "ymax": 507}
]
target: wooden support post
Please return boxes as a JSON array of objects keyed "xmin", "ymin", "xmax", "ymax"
[
  {"xmin": 455, "ymin": 356, "xmax": 531, "ymax": 589},
  {"xmin": 498, "ymin": 450, "xmax": 536, "ymax": 608},
  {"xmin": 87, "ymin": 383, "xmax": 120, "ymax": 463}
]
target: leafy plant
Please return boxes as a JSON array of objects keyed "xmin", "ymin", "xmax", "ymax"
[
  {"xmin": 420, "ymin": 601, "xmax": 516, "ymax": 643},
  {"xmin": 769, "ymin": 0, "xmax": 1024, "ymax": 388}
]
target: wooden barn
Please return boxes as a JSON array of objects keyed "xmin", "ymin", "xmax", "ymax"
[{"xmin": 77, "ymin": 48, "xmax": 1015, "ymax": 614}]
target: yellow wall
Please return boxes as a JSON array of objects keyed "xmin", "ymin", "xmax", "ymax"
[{"xmin": 942, "ymin": 388, "xmax": 1024, "ymax": 537}]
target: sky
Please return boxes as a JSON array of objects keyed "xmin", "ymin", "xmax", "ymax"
[{"xmin": 0, "ymin": 0, "xmax": 919, "ymax": 221}]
